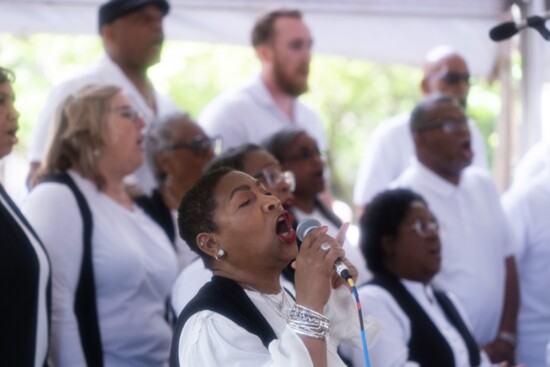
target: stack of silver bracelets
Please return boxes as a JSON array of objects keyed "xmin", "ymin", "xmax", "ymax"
[{"xmin": 287, "ymin": 304, "xmax": 330, "ymax": 340}]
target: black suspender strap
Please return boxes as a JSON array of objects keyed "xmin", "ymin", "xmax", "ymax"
[{"xmin": 41, "ymin": 173, "xmax": 103, "ymax": 367}]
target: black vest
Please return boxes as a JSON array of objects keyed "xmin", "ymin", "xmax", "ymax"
[
  {"xmin": 0, "ymin": 184, "xmax": 51, "ymax": 367},
  {"xmin": 369, "ymin": 274, "xmax": 481, "ymax": 367},
  {"xmin": 135, "ymin": 189, "xmax": 175, "ymax": 244},
  {"xmin": 41, "ymin": 174, "xmax": 104, "ymax": 367},
  {"xmin": 170, "ymin": 276, "xmax": 278, "ymax": 367}
]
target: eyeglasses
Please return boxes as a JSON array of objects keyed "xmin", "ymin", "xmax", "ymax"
[
  {"xmin": 282, "ymin": 147, "xmax": 327, "ymax": 163},
  {"xmin": 409, "ymin": 219, "xmax": 440, "ymax": 238},
  {"xmin": 414, "ymin": 117, "xmax": 468, "ymax": 134},
  {"xmin": 108, "ymin": 106, "xmax": 143, "ymax": 122},
  {"xmin": 168, "ymin": 135, "xmax": 222, "ymax": 156},
  {"xmin": 253, "ymin": 167, "xmax": 296, "ymax": 192},
  {"xmin": 431, "ymin": 71, "xmax": 471, "ymax": 86}
]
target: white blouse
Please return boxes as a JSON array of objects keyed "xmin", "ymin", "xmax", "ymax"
[
  {"xmin": 348, "ymin": 280, "xmax": 492, "ymax": 367},
  {"xmin": 23, "ymin": 170, "xmax": 178, "ymax": 367},
  {"xmin": 175, "ymin": 285, "xmax": 383, "ymax": 366}
]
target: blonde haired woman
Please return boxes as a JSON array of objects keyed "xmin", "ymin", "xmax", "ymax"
[{"xmin": 23, "ymin": 85, "xmax": 177, "ymax": 367}]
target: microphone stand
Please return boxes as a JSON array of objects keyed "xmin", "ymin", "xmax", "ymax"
[{"xmin": 527, "ymin": 15, "xmax": 550, "ymax": 40}]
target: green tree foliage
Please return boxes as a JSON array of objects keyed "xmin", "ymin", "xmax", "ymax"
[{"xmin": 0, "ymin": 34, "xmax": 500, "ymax": 206}]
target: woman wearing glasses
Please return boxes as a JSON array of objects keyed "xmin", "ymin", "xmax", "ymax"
[
  {"xmin": 171, "ymin": 143, "xmax": 296, "ymax": 314},
  {"xmin": 263, "ymin": 128, "xmax": 370, "ymax": 286},
  {"xmin": 23, "ymin": 85, "xmax": 178, "ymax": 367},
  {"xmin": 141, "ymin": 112, "xmax": 219, "ymax": 271},
  {"xmin": 350, "ymin": 188, "xmax": 494, "ymax": 367}
]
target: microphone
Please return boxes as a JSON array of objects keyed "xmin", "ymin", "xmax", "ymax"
[
  {"xmin": 489, "ymin": 12, "xmax": 550, "ymax": 41},
  {"xmin": 296, "ymin": 218, "xmax": 352, "ymax": 280}
]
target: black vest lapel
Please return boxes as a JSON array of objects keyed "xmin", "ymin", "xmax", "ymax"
[
  {"xmin": 369, "ymin": 273, "xmax": 457, "ymax": 367},
  {"xmin": 434, "ymin": 291, "xmax": 481, "ymax": 366},
  {"xmin": 170, "ymin": 275, "xmax": 277, "ymax": 367}
]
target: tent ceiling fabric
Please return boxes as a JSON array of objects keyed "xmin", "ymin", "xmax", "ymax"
[{"xmin": 0, "ymin": 0, "xmax": 511, "ymax": 76}]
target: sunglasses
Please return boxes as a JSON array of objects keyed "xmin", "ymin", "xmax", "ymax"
[
  {"xmin": 433, "ymin": 71, "xmax": 471, "ymax": 86},
  {"xmin": 168, "ymin": 135, "xmax": 222, "ymax": 156}
]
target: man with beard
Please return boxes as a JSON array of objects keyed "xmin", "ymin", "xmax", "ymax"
[
  {"xmin": 199, "ymin": 9, "xmax": 327, "ymax": 156},
  {"xmin": 353, "ymin": 46, "xmax": 488, "ymax": 212},
  {"xmin": 391, "ymin": 94, "xmax": 519, "ymax": 365},
  {"xmin": 27, "ymin": 0, "xmax": 178, "ymax": 194}
]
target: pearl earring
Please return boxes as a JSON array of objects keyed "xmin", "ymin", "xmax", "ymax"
[{"xmin": 214, "ymin": 248, "xmax": 226, "ymax": 261}]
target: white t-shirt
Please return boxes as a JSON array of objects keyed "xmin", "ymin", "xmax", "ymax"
[
  {"xmin": 511, "ymin": 141, "xmax": 550, "ymax": 189},
  {"xmin": 502, "ymin": 168, "xmax": 550, "ymax": 367},
  {"xmin": 199, "ymin": 77, "xmax": 327, "ymax": 154},
  {"xmin": 175, "ymin": 284, "xmax": 383, "ymax": 366},
  {"xmin": 22, "ymin": 170, "xmax": 178, "ymax": 367},
  {"xmin": 29, "ymin": 55, "xmax": 179, "ymax": 194},
  {"xmin": 347, "ymin": 280, "xmax": 491, "ymax": 367},
  {"xmin": 392, "ymin": 162, "xmax": 514, "ymax": 345},
  {"xmin": 353, "ymin": 113, "xmax": 488, "ymax": 207}
]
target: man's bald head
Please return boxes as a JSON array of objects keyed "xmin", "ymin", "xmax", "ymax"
[{"xmin": 421, "ymin": 46, "xmax": 470, "ymax": 107}]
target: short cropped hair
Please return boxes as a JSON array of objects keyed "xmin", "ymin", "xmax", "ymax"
[
  {"xmin": 409, "ymin": 94, "xmax": 462, "ymax": 132},
  {"xmin": 146, "ymin": 112, "xmax": 195, "ymax": 184},
  {"xmin": 178, "ymin": 166, "xmax": 233, "ymax": 269},
  {"xmin": 204, "ymin": 143, "xmax": 262, "ymax": 173},
  {"xmin": 359, "ymin": 188, "xmax": 427, "ymax": 275},
  {"xmin": 262, "ymin": 128, "xmax": 305, "ymax": 163},
  {"xmin": 251, "ymin": 9, "xmax": 302, "ymax": 47}
]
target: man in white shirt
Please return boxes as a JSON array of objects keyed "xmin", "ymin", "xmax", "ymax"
[
  {"xmin": 199, "ymin": 9, "xmax": 327, "ymax": 155},
  {"xmin": 392, "ymin": 94, "xmax": 519, "ymax": 364},
  {"xmin": 353, "ymin": 46, "xmax": 488, "ymax": 212},
  {"xmin": 28, "ymin": 0, "xmax": 178, "ymax": 194},
  {"xmin": 502, "ymin": 165, "xmax": 550, "ymax": 367}
]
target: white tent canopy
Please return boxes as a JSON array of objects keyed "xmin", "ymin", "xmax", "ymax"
[
  {"xmin": 1, "ymin": 0, "xmax": 548, "ymax": 191},
  {"xmin": 0, "ymin": 0, "xmax": 512, "ymax": 76}
]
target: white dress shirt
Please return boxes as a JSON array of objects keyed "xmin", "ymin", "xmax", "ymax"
[
  {"xmin": 29, "ymin": 55, "xmax": 179, "ymax": 194},
  {"xmin": 175, "ymin": 285, "xmax": 383, "ymax": 366},
  {"xmin": 199, "ymin": 77, "xmax": 328, "ymax": 154},
  {"xmin": 23, "ymin": 170, "xmax": 178, "ymax": 367},
  {"xmin": 502, "ymin": 167, "xmax": 550, "ymax": 367},
  {"xmin": 392, "ymin": 162, "xmax": 514, "ymax": 345},
  {"xmin": 348, "ymin": 280, "xmax": 491, "ymax": 367},
  {"xmin": 511, "ymin": 141, "xmax": 550, "ymax": 189},
  {"xmin": 353, "ymin": 112, "xmax": 488, "ymax": 207}
]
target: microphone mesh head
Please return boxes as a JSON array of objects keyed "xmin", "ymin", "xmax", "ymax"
[
  {"xmin": 296, "ymin": 218, "xmax": 322, "ymax": 241},
  {"xmin": 489, "ymin": 21, "xmax": 519, "ymax": 41}
]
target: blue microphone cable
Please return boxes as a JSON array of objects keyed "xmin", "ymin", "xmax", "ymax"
[{"xmin": 347, "ymin": 277, "xmax": 371, "ymax": 367}]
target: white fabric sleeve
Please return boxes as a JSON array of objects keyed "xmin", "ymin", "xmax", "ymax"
[
  {"xmin": 501, "ymin": 190, "xmax": 529, "ymax": 260},
  {"xmin": 353, "ymin": 126, "xmax": 406, "ymax": 207},
  {"xmin": 22, "ymin": 183, "xmax": 87, "ymax": 366},
  {"xmin": 324, "ymin": 285, "xmax": 383, "ymax": 352},
  {"xmin": 177, "ymin": 311, "xmax": 314, "ymax": 367},
  {"xmin": 347, "ymin": 285, "xmax": 415, "ymax": 367},
  {"xmin": 28, "ymin": 85, "xmax": 70, "ymax": 162},
  {"xmin": 199, "ymin": 99, "xmax": 247, "ymax": 152}
]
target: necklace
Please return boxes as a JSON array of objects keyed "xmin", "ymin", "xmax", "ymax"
[{"xmin": 243, "ymin": 285, "xmax": 289, "ymax": 316}]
